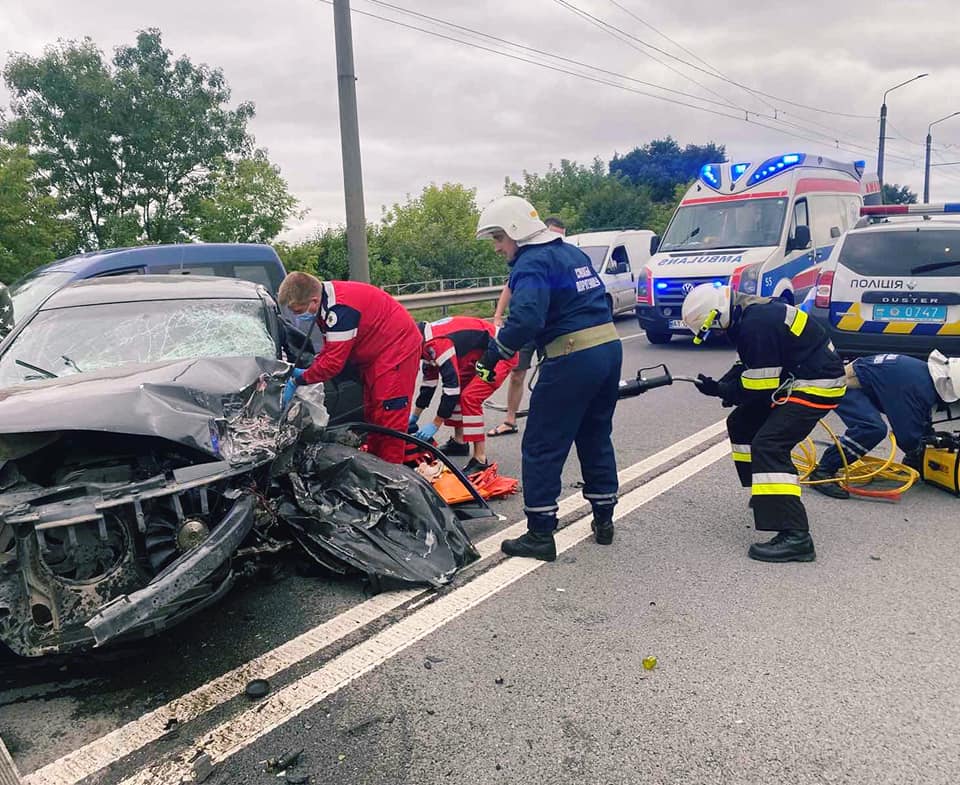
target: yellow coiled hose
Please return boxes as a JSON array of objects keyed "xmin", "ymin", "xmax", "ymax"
[{"xmin": 792, "ymin": 420, "xmax": 919, "ymax": 499}]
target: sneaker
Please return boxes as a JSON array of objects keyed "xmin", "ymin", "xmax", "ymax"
[
  {"xmin": 462, "ymin": 457, "xmax": 490, "ymax": 475},
  {"xmin": 807, "ymin": 467, "xmax": 849, "ymax": 500},
  {"xmin": 501, "ymin": 531, "xmax": 557, "ymax": 561},
  {"xmin": 748, "ymin": 530, "xmax": 816, "ymax": 563},
  {"xmin": 438, "ymin": 437, "xmax": 470, "ymax": 456}
]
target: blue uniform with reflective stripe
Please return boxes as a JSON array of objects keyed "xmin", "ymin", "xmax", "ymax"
[
  {"xmin": 497, "ymin": 238, "xmax": 622, "ymax": 531},
  {"xmin": 820, "ymin": 354, "xmax": 937, "ymax": 473},
  {"xmin": 496, "ymin": 239, "xmax": 615, "ymax": 355}
]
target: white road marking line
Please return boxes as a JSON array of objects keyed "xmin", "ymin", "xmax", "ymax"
[
  {"xmin": 24, "ymin": 420, "xmax": 727, "ymax": 785},
  {"xmin": 117, "ymin": 440, "xmax": 730, "ymax": 785}
]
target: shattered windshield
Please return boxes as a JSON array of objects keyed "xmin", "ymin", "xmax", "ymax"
[
  {"xmin": 660, "ymin": 198, "xmax": 787, "ymax": 251},
  {"xmin": 0, "ymin": 298, "xmax": 276, "ymax": 387}
]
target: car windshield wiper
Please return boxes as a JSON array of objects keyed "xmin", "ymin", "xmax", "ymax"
[
  {"xmin": 910, "ymin": 260, "xmax": 960, "ymax": 275},
  {"xmin": 15, "ymin": 359, "xmax": 58, "ymax": 379},
  {"xmin": 62, "ymin": 355, "xmax": 83, "ymax": 373}
]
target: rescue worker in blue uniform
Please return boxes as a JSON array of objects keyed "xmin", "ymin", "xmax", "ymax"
[
  {"xmin": 682, "ymin": 283, "xmax": 846, "ymax": 562},
  {"xmin": 810, "ymin": 351, "xmax": 960, "ymax": 498},
  {"xmin": 475, "ymin": 195, "xmax": 622, "ymax": 561}
]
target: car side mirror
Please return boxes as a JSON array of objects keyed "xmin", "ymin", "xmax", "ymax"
[
  {"xmin": 788, "ymin": 225, "xmax": 811, "ymax": 252},
  {"xmin": 830, "ymin": 226, "xmax": 842, "ymax": 239},
  {"xmin": 650, "ymin": 235, "xmax": 660, "ymax": 255}
]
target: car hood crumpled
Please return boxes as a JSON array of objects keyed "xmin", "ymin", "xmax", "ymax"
[{"xmin": 0, "ymin": 356, "xmax": 297, "ymax": 464}]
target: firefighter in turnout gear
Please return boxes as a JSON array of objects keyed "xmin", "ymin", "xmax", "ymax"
[
  {"xmin": 476, "ymin": 195, "xmax": 622, "ymax": 562},
  {"xmin": 810, "ymin": 351, "xmax": 960, "ymax": 499},
  {"xmin": 278, "ymin": 272, "xmax": 422, "ymax": 464},
  {"xmin": 682, "ymin": 283, "xmax": 846, "ymax": 562},
  {"xmin": 411, "ymin": 316, "xmax": 518, "ymax": 474}
]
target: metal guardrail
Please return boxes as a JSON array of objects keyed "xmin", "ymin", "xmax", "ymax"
[
  {"xmin": 394, "ymin": 285, "xmax": 503, "ymax": 310},
  {"xmin": 383, "ymin": 275, "xmax": 507, "ymax": 297}
]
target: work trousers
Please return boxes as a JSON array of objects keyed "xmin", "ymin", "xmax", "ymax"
[
  {"xmin": 363, "ymin": 349, "xmax": 421, "ymax": 464},
  {"xmin": 522, "ymin": 340, "xmax": 622, "ymax": 533},
  {"xmin": 727, "ymin": 401, "xmax": 828, "ymax": 532},
  {"xmin": 819, "ymin": 388, "xmax": 889, "ymax": 474},
  {"xmin": 444, "ymin": 356, "xmax": 517, "ymax": 443}
]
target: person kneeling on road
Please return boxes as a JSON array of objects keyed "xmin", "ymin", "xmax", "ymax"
[
  {"xmin": 682, "ymin": 283, "xmax": 846, "ymax": 563},
  {"xmin": 410, "ymin": 316, "xmax": 518, "ymax": 474},
  {"xmin": 475, "ymin": 196, "xmax": 622, "ymax": 562},
  {"xmin": 809, "ymin": 351, "xmax": 960, "ymax": 499},
  {"xmin": 277, "ymin": 272, "xmax": 421, "ymax": 464}
]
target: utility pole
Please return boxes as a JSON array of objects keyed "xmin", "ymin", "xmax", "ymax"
[
  {"xmin": 924, "ymin": 111, "xmax": 960, "ymax": 204},
  {"xmin": 877, "ymin": 74, "xmax": 928, "ymax": 193},
  {"xmin": 333, "ymin": 0, "xmax": 370, "ymax": 282}
]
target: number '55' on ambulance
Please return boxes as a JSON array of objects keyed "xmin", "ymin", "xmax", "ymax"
[{"xmin": 634, "ymin": 153, "xmax": 881, "ymax": 344}]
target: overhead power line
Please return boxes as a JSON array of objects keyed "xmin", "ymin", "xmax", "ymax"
[
  {"xmin": 553, "ymin": 0, "xmax": 876, "ymax": 120},
  {"xmin": 325, "ymin": 0, "xmax": 917, "ymax": 165}
]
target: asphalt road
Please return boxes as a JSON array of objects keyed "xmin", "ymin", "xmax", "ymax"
[{"xmin": 4, "ymin": 317, "xmax": 960, "ymax": 785}]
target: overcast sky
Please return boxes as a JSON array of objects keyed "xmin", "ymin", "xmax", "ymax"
[{"xmin": 2, "ymin": 0, "xmax": 959, "ymax": 241}]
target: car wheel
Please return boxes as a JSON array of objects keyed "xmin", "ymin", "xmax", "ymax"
[{"xmin": 645, "ymin": 329, "xmax": 672, "ymax": 345}]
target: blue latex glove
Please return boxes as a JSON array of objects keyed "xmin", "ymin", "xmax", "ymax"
[
  {"xmin": 414, "ymin": 422, "xmax": 439, "ymax": 442},
  {"xmin": 282, "ymin": 368, "xmax": 307, "ymax": 408}
]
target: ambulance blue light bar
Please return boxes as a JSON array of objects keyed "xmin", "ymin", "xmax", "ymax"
[
  {"xmin": 731, "ymin": 162, "xmax": 750, "ymax": 183},
  {"xmin": 699, "ymin": 164, "xmax": 721, "ymax": 189},
  {"xmin": 860, "ymin": 204, "xmax": 960, "ymax": 216},
  {"xmin": 749, "ymin": 153, "xmax": 806, "ymax": 185}
]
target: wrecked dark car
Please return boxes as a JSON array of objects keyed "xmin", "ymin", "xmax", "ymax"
[{"xmin": 0, "ymin": 276, "xmax": 478, "ymax": 658}]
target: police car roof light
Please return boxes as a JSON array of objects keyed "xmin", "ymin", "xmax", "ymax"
[{"xmin": 860, "ymin": 204, "xmax": 960, "ymax": 216}]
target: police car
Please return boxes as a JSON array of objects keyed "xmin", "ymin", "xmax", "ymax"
[{"xmin": 807, "ymin": 203, "xmax": 960, "ymax": 359}]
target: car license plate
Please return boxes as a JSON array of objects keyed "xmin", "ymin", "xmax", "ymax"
[
  {"xmin": 668, "ymin": 319, "xmax": 687, "ymax": 330},
  {"xmin": 872, "ymin": 304, "xmax": 947, "ymax": 323}
]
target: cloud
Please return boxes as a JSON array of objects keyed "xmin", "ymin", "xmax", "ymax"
[{"xmin": 1, "ymin": 0, "xmax": 958, "ymax": 242}]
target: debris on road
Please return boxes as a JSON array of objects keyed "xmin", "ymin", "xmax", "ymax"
[
  {"xmin": 642, "ymin": 656, "xmax": 658, "ymax": 671},
  {"xmin": 191, "ymin": 753, "xmax": 214, "ymax": 783},
  {"xmin": 245, "ymin": 679, "xmax": 271, "ymax": 700}
]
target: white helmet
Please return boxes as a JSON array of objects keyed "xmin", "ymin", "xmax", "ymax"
[
  {"xmin": 476, "ymin": 195, "xmax": 553, "ymax": 245},
  {"xmin": 681, "ymin": 283, "xmax": 732, "ymax": 344},
  {"xmin": 927, "ymin": 349, "xmax": 960, "ymax": 403}
]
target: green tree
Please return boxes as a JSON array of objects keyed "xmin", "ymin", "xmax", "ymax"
[
  {"xmin": 881, "ymin": 183, "xmax": 918, "ymax": 205},
  {"xmin": 505, "ymin": 158, "xmax": 655, "ymax": 233},
  {"xmin": 0, "ymin": 143, "xmax": 72, "ymax": 284},
  {"xmin": 193, "ymin": 150, "xmax": 300, "ymax": 243},
  {"xmin": 3, "ymin": 29, "xmax": 256, "ymax": 248},
  {"xmin": 610, "ymin": 137, "xmax": 726, "ymax": 202},
  {"xmin": 376, "ymin": 183, "xmax": 502, "ymax": 283}
]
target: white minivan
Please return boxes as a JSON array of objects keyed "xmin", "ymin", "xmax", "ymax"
[{"xmin": 565, "ymin": 229, "xmax": 658, "ymax": 316}]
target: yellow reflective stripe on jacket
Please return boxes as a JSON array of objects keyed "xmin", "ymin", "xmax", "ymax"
[
  {"xmin": 784, "ymin": 305, "xmax": 808, "ymax": 337},
  {"xmin": 751, "ymin": 472, "xmax": 801, "ymax": 497},
  {"xmin": 793, "ymin": 377, "xmax": 847, "ymax": 398},
  {"xmin": 731, "ymin": 443, "xmax": 751, "ymax": 462},
  {"xmin": 741, "ymin": 376, "xmax": 781, "ymax": 391}
]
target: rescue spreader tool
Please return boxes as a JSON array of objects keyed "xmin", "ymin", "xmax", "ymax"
[{"xmin": 617, "ymin": 364, "xmax": 699, "ymax": 399}]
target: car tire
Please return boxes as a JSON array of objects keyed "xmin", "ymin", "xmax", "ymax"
[{"xmin": 645, "ymin": 329, "xmax": 672, "ymax": 345}]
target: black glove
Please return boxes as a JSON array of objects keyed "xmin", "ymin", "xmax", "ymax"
[{"xmin": 694, "ymin": 373, "xmax": 721, "ymax": 398}]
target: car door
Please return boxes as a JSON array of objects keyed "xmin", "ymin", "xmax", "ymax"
[{"xmin": 603, "ymin": 245, "xmax": 634, "ymax": 313}]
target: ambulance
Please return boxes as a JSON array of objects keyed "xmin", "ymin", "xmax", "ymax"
[{"xmin": 634, "ymin": 153, "xmax": 881, "ymax": 343}]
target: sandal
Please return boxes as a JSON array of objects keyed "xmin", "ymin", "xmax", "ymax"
[{"xmin": 487, "ymin": 422, "xmax": 518, "ymax": 437}]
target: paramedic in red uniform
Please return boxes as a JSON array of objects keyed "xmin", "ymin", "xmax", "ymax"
[
  {"xmin": 278, "ymin": 272, "xmax": 421, "ymax": 464},
  {"xmin": 409, "ymin": 316, "xmax": 518, "ymax": 474}
]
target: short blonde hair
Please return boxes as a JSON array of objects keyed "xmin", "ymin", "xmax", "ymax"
[{"xmin": 278, "ymin": 271, "xmax": 323, "ymax": 308}]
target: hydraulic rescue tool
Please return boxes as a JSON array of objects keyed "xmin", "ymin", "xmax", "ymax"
[
  {"xmin": 920, "ymin": 431, "xmax": 960, "ymax": 495},
  {"xmin": 617, "ymin": 364, "xmax": 700, "ymax": 398}
]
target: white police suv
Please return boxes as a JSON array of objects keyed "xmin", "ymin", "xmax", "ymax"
[{"xmin": 807, "ymin": 204, "xmax": 960, "ymax": 359}]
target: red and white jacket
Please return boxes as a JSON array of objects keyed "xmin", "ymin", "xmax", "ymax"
[
  {"xmin": 416, "ymin": 316, "xmax": 495, "ymax": 419},
  {"xmin": 301, "ymin": 280, "xmax": 421, "ymax": 385}
]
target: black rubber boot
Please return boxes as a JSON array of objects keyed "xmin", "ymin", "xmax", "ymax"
[
  {"xmin": 591, "ymin": 507, "xmax": 615, "ymax": 545},
  {"xmin": 501, "ymin": 531, "xmax": 557, "ymax": 562},
  {"xmin": 748, "ymin": 529, "xmax": 816, "ymax": 563},
  {"xmin": 807, "ymin": 467, "xmax": 849, "ymax": 500}
]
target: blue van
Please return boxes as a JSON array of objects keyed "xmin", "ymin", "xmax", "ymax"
[{"xmin": 7, "ymin": 243, "xmax": 287, "ymax": 326}]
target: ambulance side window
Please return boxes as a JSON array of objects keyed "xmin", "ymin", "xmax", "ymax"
[
  {"xmin": 790, "ymin": 199, "xmax": 809, "ymax": 239},
  {"xmin": 808, "ymin": 195, "xmax": 840, "ymax": 254}
]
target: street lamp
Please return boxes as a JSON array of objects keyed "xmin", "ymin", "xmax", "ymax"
[
  {"xmin": 924, "ymin": 111, "xmax": 960, "ymax": 203},
  {"xmin": 877, "ymin": 73, "xmax": 928, "ymax": 191}
]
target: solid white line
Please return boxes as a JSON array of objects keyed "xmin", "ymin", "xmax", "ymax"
[
  {"xmin": 117, "ymin": 441, "xmax": 730, "ymax": 785},
  {"xmin": 24, "ymin": 419, "xmax": 727, "ymax": 785}
]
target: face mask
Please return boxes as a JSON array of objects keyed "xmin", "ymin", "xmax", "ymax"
[{"xmin": 296, "ymin": 311, "xmax": 316, "ymax": 324}]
